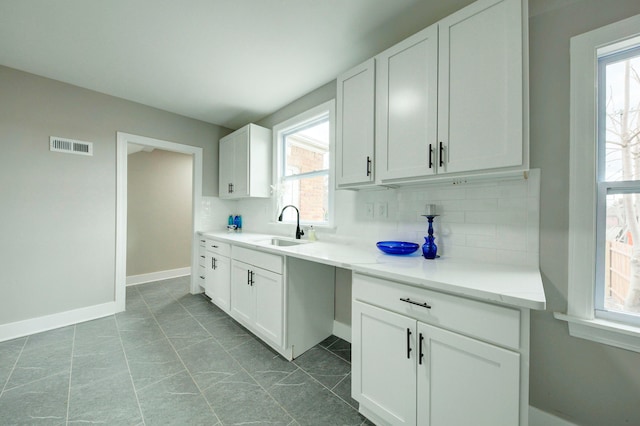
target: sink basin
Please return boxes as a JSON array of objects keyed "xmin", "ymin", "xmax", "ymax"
[
  {"xmin": 270, "ymin": 237, "xmax": 307, "ymax": 247},
  {"xmin": 259, "ymin": 237, "xmax": 308, "ymax": 247}
]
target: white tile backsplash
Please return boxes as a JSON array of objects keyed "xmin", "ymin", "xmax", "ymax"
[{"xmin": 203, "ymin": 170, "xmax": 541, "ymax": 267}]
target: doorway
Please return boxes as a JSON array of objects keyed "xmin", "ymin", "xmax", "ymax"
[{"xmin": 115, "ymin": 132, "xmax": 203, "ymax": 312}]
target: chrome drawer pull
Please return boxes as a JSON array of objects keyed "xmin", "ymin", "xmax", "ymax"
[{"xmin": 400, "ymin": 297, "xmax": 431, "ymax": 309}]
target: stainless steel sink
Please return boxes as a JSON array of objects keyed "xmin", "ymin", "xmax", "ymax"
[
  {"xmin": 269, "ymin": 237, "xmax": 306, "ymax": 247},
  {"xmin": 257, "ymin": 237, "xmax": 308, "ymax": 247}
]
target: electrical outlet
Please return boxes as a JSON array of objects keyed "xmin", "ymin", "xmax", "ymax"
[
  {"xmin": 364, "ymin": 202, "xmax": 374, "ymax": 219},
  {"xmin": 375, "ymin": 201, "xmax": 388, "ymax": 219}
]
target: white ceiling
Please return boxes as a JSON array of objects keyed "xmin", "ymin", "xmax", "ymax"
[{"xmin": 0, "ymin": 0, "xmax": 560, "ymax": 130}]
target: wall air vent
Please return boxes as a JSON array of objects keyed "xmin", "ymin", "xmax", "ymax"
[{"xmin": 49, "ymin": 136, "xmax": 93, "ymax": 156}]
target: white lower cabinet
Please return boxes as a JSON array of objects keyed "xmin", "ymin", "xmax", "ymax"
[
  {"xmin": 230, "ymin": 248, "xmax": 284, "ymax": 348},
  {"xmin": 352, "ymin": 273, "xmax": 526, "ymax": 426},
  {"xmin": 206, "ymin": 254, "xmax": 230, "ymax": 312},
  {"xmin": 230, "ymin": 260, "xmax": 283, "ymax": 347},
  {"xmin": 204, "ymin": 240, "xmax": 231, "ymax": 313}
]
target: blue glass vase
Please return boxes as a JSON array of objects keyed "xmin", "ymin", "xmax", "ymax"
[{"xmin": 422, "ymin": 215, "xmax": 438, "ymax": 259}]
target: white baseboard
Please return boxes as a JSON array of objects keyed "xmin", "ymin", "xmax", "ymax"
[
  {"xmin": 529, "ymin": 406, "xmax": 578, "ymax": 426},
  {"xmin": 332, "ymin": 320, "xmax": 351, "ymax": 343},
  {"xmin": 126, "ymin": 267, "xmax": 191, "ymax": 286},
  {"xmin": 0, "ymin": 301, "xmax": 118, "ymax": 343}
]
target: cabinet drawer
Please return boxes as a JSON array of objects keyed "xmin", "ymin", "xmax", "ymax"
[
  {"xmin": 353, "ymin": 273, "xmax": 520, "ymax": 350},
  {"xmin": 232, "ymin": 246, "xmax": 283, "ymax": 274},
  {"xmin": 206, "ymin": 240, "xmax": 231, "ymax": 257},
  {"xmin": 198, "ymin": 265, "xmax": 206, "ymax": 281},
  {"xmin": 198, "ymin": 237, "xmax": 206, "ymax": 248}
]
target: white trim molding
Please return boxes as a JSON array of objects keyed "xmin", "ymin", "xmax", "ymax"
[
  {"xmin": 0, "ymin": 302, "xmax": 116, "ymax": 343},
  {"xmin": 126, "ymin": 267, "xmax": 191, "ymax": 286},
  {"xmin": 561, "ymin": 13, "xmax": 640, "ymax": 353}
]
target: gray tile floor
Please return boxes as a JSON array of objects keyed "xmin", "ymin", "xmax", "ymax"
[{"xmin": 0, "ymin": 276, "xmax": 370, "ymax": 425}]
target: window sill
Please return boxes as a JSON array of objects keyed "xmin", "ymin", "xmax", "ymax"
[{"xmin": 554, "ymin": 312, "xmax": 640, "ymax": 353}]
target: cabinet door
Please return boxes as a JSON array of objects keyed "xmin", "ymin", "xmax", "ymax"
[
  {"xmin": 253, "ymin": 267, "xmax": 284, "ymax": 347},
  {"xmin": 232, "ymin": 126, "xmax": 250, "ymax": 197},
  {"xmin": 211, "ymin": 255, "xmax": 231, "ymax": 313},
  {"xmin": 219, "ymin": 135, "xmax": 234, "ymax": 198},
  {"xmin": 417, "ymin": 323, "xmax": 520, "ymax": 426},
  {"xmin": 230, "ymin": 260, "xmax": 254, "ymax": 325},
  {"xmin": 336, "ymin": 58, "xmax": 375, "ymax": 187},
  {"xmin": 204, "ymin": 253, "xmax": 215, "ymax": 299},
  {"xmin": 376, "ymin": 24, "xmax": 438, "ymax": 182},
  {"xmin": 352, "ymin": 301, "xmax": 417, "ymax": 426},
  {"xmin": 438, "ymin": 0, "xmax": 523, "ymax": 174}
]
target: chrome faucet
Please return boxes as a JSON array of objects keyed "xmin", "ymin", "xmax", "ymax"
[{"xmin": 278, "ymin": 205, "xmax": 304, "ymax": 239}]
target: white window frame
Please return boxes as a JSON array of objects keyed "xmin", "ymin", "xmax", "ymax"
[
  {"xmin": 272, "ymin": 99, "xmax": 336, "ymax": 228},
  {"xmin": 556, "ymin": 13, "xmax": 640, "ymax": 353}
]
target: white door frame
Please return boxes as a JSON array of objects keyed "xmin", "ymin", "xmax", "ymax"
[{"xmin": 115, "ymin": 132, "xmax": 203, "ymax": 312}]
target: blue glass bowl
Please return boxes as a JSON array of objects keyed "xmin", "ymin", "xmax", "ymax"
[{"xmin": 376, "ymin": 241, "xmax": 419, "ymax": 255}]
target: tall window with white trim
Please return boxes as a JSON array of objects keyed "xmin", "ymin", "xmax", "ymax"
[
  {"xmin": 596, "ymin": 44, "xmax": 640, "ymax": 324},
  {"xmin": 563, "ymin": 13, "xmax": 640, "ymax": 352}
]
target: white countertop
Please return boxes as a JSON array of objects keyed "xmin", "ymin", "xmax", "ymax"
[{"xmin": 200, "ymin": 231, "xmax": 546, "ymax": 311}]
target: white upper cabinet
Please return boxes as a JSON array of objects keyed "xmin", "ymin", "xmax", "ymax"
[
  {"xmin": 376, "ymin": 24, "xmax": 439, "ymax": 182},
  {"xmin": 218, "ymin": 123, "xmax": 271, "ymax": 199},
  {"xmin": 336, "ymin": 0, "xmax": 527, "ymax": 187},
  {"xmin": 336, "ymin": 58, "xmax": 376, "ymax": 187},
  {"xmin": 438, "ymin": 0, "xmax": 524, "ymax": 174}
]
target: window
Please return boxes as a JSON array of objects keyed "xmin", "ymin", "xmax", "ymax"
[
  {"xmin": 596, "ymin": 46, "xmax": 640, "ymax": 325},
  {"xmin": 272, "ymin": 100, "xmax": 335, "ymax": 226},
  {"xmin": 560, "ymin": 13, "xmax": 640, "ymax": 353}
]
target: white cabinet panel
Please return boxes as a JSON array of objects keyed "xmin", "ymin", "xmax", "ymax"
[
  {"xmin": 377, "ymin": 24, "xmax": 439, "ymax": 181},
  {"xmin": 336, "ymin": 58, "xmax": 376, "ymax": 187},
  {"xmin": 230, "ymin": 260, "xmax": 254, "ymax": 324},
  {"xmin": 352, "ymin": 301, "xmax": 417, "ymax": 426},
  {"xmin": 253, "ymin": 267, "xmax": 284, "ymax": 347},
  {"xmin": 417, "ymin": 323, "xmax": 520, "ymax": 426},
  {"xmin": 438, "ymin": 0, "xmax": 523, "ymax": 174},
  {"xmin": 209, "ymin": 255, "xmax": 230, "ymax": 313}
]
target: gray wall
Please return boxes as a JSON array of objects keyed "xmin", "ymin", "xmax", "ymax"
[
  {"xmin": 0, "ymin": 65, "xmax": 230, "ymax": 325},
  {"xmin": 529, "ymin": 1, "xmax": 640, "ymax": 424},
  {"xmin": 127, "ymin": 149, "xmax": 193, "ymax": 277}
]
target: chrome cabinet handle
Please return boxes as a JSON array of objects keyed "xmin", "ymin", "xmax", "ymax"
[{"xmin": 400, "ymin": 297, "xmax": 431, "ymax": 309}]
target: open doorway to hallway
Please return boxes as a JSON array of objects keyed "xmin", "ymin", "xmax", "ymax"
[
  {"xmin": 126, "ymin": 145, "xmax": 193, "ymax": 285},
  {"xmin": 115, "ymin": 132, "xmax": 203, "ymax": 312}
]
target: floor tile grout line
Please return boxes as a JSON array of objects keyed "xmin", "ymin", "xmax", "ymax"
[
  {"xmin": 317, "ymin": 342, "xmax": 352, "ymax": 366},
  {"xmin": 0, "ymin": 335, "xmax": 28, "ymax": 399},
  {"xmin": 189, "ymin": 303, "xmax": 355, "ymax": 424},
  {"xmin": 138, "ymin": 284, "xmax": 223, "ymax": 425},
  {"xmin": 115, "ymin": 285, "xmax": 148, "ymax": 426},
  {"xmin": 177, "ymin": 293, "xmax": 300, "ymax": 424},
  {"xmin": 290, "ymin": 361, "xmax": 361, "ymax": 415},
  {"xmin": 137, "ymin": 278, "xmax": 361, "ymax": 424},
  {"xmin": 65, "ymin": 325, "xmax": 76, "ymax": 426}
]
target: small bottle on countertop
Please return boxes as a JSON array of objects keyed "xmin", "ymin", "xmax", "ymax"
[
  {"xmin": 233, "ymin": 215, "xmax": 242, "ymax": 232},
  {"xmin": 308, "ymin": 226, "xmax": 317, "ymax": 241}
]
